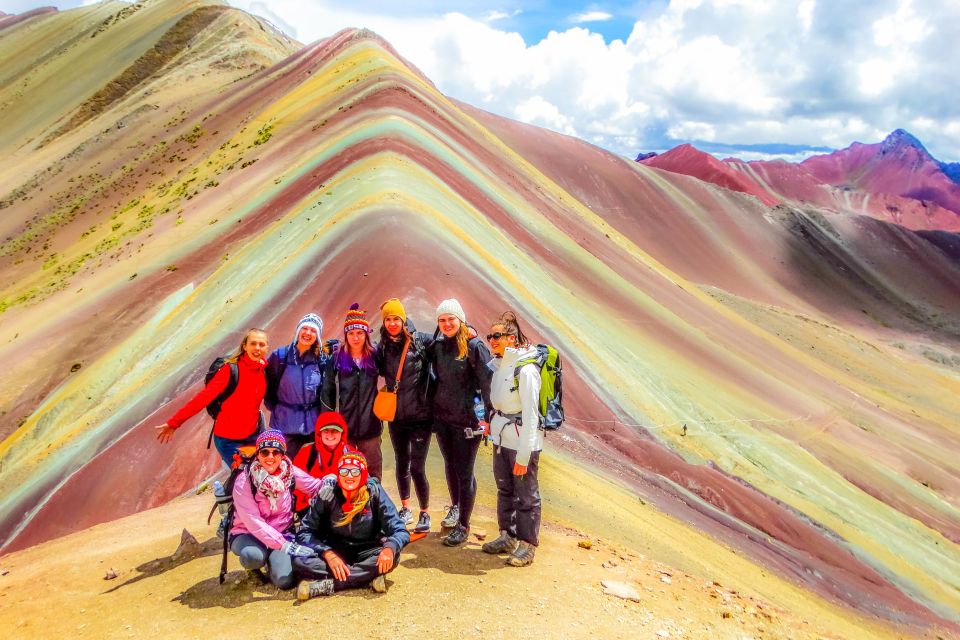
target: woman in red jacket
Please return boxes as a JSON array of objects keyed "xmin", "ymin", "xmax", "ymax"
[
  {"xmin": 156, "ymin": 328, "xmax": 269, "ymax": 466},
  {"xmin": 291, "ymin": 411, "xmax": 355, "ymax": 517}
]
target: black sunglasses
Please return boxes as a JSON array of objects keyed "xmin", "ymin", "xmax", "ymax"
[{"xmin": 486, "ymin": 332, "xmax": 514, "ymax": 341}]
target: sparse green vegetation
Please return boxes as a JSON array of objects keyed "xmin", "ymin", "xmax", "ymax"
[
  {"xmin": 254, "ymin": 123, "xmax": 274, "ymax": 146},
  {"xmin": 179, "ymin": 124, "xmax": 205, "ymax": 144}
]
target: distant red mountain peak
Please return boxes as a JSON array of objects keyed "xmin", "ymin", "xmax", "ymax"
[
  {"xmin": 640, "ymin": 131, "xmax": 960, "ymax": 230},
  {"xmin": 639, "ymin": 143, "xmax": 780, "ymax": 206}
]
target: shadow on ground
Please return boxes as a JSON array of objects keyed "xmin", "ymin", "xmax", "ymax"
[{"xmin": 103, "ymin": 536, "xmax": 222, "ymax": 594}]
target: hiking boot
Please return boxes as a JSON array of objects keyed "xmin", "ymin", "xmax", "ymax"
[
  {"xmin": 297, "ymin": 578, "xmax": 334, "ymax": 601},
  {"xmin": 506, "ymin": 540, "xmax": 536, "ymax": 566},
  {"xmin": 443, "ymin": 524, "xmax": 470, "ymax": 547},
  {"xmin": 440, "ymin": 505, "xmax": 459, "ymax": 529},
  {"xmin": 413, "ymin": 511, "xmax": 431, "ymax": 533},
  {"xmin": 397, "ymin": 506, "xmax": 413, "ymax": 525},
  {"xmin": 482, "ymin": 531, "xmax": 518, "ymax": 555},
  {"xmin": 371, "ymin": 574, "xmax": 388, "ymax": 593}
]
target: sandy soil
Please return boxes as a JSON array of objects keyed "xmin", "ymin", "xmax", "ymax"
[{"xmin": 0, "ymin": 441, "xmax": 948, "ymax": 640}]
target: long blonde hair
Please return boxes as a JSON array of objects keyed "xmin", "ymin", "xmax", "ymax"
[
  {"xmin": 454, "ymin": 323, "xmax": 470, "ymax": 360},
  {"xmin": 228, "ymin": 328, "xmax": 268, "ymax": 363},
  {"xmin": 334, "ymin": 486, "xmax": 370, "ymax": 526}
]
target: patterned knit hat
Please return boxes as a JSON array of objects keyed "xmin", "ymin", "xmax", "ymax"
[
  {"xmin": 338, "ymin": 452, "xmax": 369, "ymax": 487},
  {"xmin": 343, "ymin": 302, "xmax": 371, "ymax": 334},
  {"xmin": 380, "ymin": 298, "xmax": 406, "ymax": 323},
  {"xmin": 256, "ymin": 429, "xmax": 286, "ymax": 454},
  {"xmin": 295, "ymin": 313, "xmax": 323, "ymax": 342},
  {"xmin": 436, "ymin": 298, "xmax": 466, "ymax": 323}
]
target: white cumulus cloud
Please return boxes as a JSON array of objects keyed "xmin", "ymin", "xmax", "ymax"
[
  {"xmin": 214, "ymin": 0, "xmax": 960, "ymax": 161},
  {"xmin": 570, "ymin": 11, "xmax": 614, "ymax": 23}
]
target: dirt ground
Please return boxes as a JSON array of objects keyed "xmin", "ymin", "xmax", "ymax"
[{"xmin": 0, "ymin": 441, "xmax": 950, "ymax": 640}]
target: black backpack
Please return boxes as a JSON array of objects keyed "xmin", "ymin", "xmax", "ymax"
[
  {"xmin": 204, "ymin": 357, "xmax": 240, "ymax": 418},
  {"xmin": 203, "ymin": 357, "xmax": 240, "ymax": 449},
  {"xmin": 209, "ymin": 454, "xmax": 296, "ymax": 584}
]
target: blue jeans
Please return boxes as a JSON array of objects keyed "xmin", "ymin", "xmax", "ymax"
[
  {"xmin": 213, "ymin": 433, "xmax": 259, "ymax": 468},
  {"xmin": 230, "ymin": 533, "xmax": 295, "ymax": 589}
]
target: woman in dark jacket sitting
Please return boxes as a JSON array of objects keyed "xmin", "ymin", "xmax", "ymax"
[
  {"xmin": 321, "ymin": 303, "xmax": 382, "ymax": 480},
  {"xmin": 375, "ymin": 298, "xmax": 436, "ymax": 533},
  {"xmin": 294, "ymin": 451, "xmax": 410, "ymax": 599}
]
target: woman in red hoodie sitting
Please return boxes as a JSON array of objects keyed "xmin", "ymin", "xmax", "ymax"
[
  {"xmin": 155, "ymin": 328, "xmax": 268, "ymax": 466},
  {"xmin": 291, "ymin": 411, "xmax": 355, "ymax": 517}
]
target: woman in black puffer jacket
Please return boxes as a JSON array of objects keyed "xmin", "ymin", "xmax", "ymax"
[
  {"xmin": 430, "ymin": 298, "xmax": 493, "ymax": 548},
  {"xmin": 321, "ymin": 303, "xmax": 382, "ymax": 480},
  {"xmin": 375, "ymin": 298, "xmax": 436, "ymax": 534}
]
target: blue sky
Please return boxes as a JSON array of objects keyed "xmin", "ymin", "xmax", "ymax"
[{"xmin": 6, "ymin": 1, "xmax": 960, "ymax": 162}]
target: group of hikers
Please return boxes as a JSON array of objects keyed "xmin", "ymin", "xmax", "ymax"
[{"xmin": 155, "ymin": 298, "xmax": 555, "ymax": 600}]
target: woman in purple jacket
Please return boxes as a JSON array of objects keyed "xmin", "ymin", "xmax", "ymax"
[
  {"xmin": 264, "ymin": 313, "xmax": 329, "ymax": 460},
  {"xmin": 229, "ymin": 430, "xmax": 324, "ymax": 588}
]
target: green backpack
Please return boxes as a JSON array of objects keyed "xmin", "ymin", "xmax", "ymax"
[{"xmin": 512, "ymin": 344, "xmax": 564, "ymax": 430}]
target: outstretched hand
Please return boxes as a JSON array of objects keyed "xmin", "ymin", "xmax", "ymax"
[
  {"xmin": 155, "ymin": 425, "xmax": 175, "ymax": 443},
  {"xmin": 377, "ymin": 547, "xmax": 395, "ymax": 574},
  {"xmin": 323, "ymin": 550, "xmax": 350, "ymax": 582}
]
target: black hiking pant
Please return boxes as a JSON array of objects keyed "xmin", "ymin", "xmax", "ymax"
[
  {"xmin": 388, "ymin": 421, "xmax": 432, "ymax": 508},
  {"xmin": 348, "ymin": 435, "xmax": 383, "ymax": 482},
  {"xmin": 292, "ymin": 545, "xmax": 399, "ymax": 590},
  {"xmin": 493, "ymin": 447, "xmax": 541, "ymax": 546},
  {"xmin": 281, "ymin": 433, "xmax": 313, "ymax": 462},
  {"xmin": 434, "ymin": 419, "xmax": 481, "ymax": 528}
]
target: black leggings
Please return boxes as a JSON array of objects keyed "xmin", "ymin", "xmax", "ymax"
[
  {"xmin": 388, "ymin": 421, "xmax": 431, "ymax": 508},
  {"xmin": 433, "ymin": 419, "xmax": 482, "ymax": 528}
]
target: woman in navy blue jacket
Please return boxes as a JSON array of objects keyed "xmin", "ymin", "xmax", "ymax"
[
  {"xmin": 294, "ymin": 451, "xmax": 410, "ymax": 598},
  {"xmin": 265, "ymin": 313, "xmax": 328, "ymax": 460}
]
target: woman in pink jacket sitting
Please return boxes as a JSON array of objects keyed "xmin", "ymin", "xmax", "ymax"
[{"xmin": 230, "ymin": 430, "xmax": 326, "ymax": 588}]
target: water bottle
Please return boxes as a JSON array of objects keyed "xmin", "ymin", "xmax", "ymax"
[
  {"xmin": 213, "ymin": 479, "xmax": 230, "ymax": 517},
  {"xmin": 471, "ymin": 395, "xmax": 488, "ymax": 440},
  {"xmin": 473, "ymin": 395, "xmax": 485, "ymax": 422}
]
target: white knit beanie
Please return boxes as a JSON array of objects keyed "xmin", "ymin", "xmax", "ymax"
[
  {"xmin": 295, "ymin": 313, "xmax": 323, "ymax": 340},
  {"xmin": 436, "ymin": 298, "xmax": 466, "ymax": 323}
]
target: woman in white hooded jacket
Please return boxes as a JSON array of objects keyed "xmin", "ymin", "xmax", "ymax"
[{"xmin": 481, "ymin": 311, "xmax": 542, "ymax": 567}]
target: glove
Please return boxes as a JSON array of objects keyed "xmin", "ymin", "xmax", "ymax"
[
  {"xmin": 281, "ymin": 541, "xmax": 316, "ymax": 558},
  {"xmin": 316, "ymin": 474, "xmax": 337, "ymax": 501}
]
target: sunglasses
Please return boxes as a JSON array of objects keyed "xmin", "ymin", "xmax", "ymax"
[
  {"xmin": 338, "ymin": 467, "xmax": 362, "ymax": 477},
  {"xmin": 258, "ymin": 448, "xmax": 283, "ymax": 458},
  {"xmin": 486, "ymin": 332, "xmax": 514, "ymax": 341}
]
